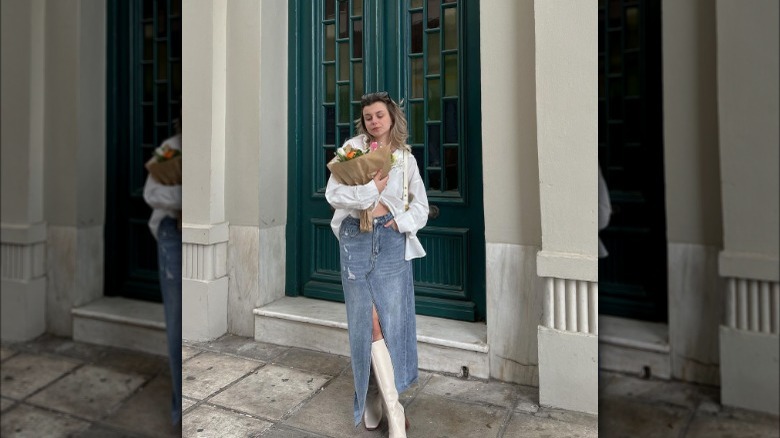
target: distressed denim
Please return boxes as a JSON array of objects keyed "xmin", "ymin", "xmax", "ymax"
[
  {"xmin": 156, "ymin": 216, "xmax": 182, "ymax": 425},
  {"xmin": 339, "ymin": 213, "xmax": 419, "ymax": 426}
]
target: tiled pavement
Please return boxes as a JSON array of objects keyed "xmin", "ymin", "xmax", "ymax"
[
  {"xmin": 599, "ymin": 370, "xmax": 779, "ymax": 437},
  {"xmin": 2, "ymin": 333, "xmax": 777, "ymax": 437},
  {"xmin": 1, "ymin": 334, "xmax": 180, "ymax": 438},
  {"xmin": 181, "ymin": 334, "xmax": 597, "ymax": 438}
]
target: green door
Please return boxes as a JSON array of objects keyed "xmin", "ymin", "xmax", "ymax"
[
  {"xmin": 106, "ymin": 0, "xmax": 182, "ymax": 302},
  {"xmin": 287, "ymin": 0, "xmax": 485, "ymax": 321},
  {"xmin": 598, "ymin": 0, "xmax": 667, "ymax": 321}
]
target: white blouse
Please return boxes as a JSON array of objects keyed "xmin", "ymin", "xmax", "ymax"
[
  {"xmin": 325, "ymin": 136, "xmax": 430, "ymax": 260},
  {"xmin": 142, "ymin": 135, "xmax": 182, "ymax": 239}
]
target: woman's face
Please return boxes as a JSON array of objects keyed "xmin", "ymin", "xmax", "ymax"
[{"xmin": 362, "ymin": 101, "xmax": 393, "ymax": 142}]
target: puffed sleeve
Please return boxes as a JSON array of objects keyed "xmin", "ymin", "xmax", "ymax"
[{"xmin": 393, "ymin": 153, "xmax": 429, "ymax": 235}]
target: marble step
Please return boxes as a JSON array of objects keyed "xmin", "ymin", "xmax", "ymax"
[
  {"xmin": 254, "ymin": 296, "xmax": 490, "ymax": 379},
  {"xmin": 72, "ymin": 297, "xmax": 168, "ymax": 357},
  {"xmin": 598, "ymin": 314, "xmax": 671, "ymax": 379}
]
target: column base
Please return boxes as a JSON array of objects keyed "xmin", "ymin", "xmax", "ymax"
[
  {"xmin": 183, "ymin": 276, "xmax": 228, "ymax": 341},
  {"xmin": 719, "ymin": 325, "xmax": 779, "ymax": 415},
  {"xmin": 537, "ymin": 325, "xmax": 598, "ymax": 414}
]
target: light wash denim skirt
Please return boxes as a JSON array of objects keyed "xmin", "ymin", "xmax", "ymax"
[{"xmin": 339, "ymin": 212, "xmax": 419, "ymax": 426}]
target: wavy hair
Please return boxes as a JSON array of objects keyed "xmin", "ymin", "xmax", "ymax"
[{"xmin": 354, "ymin": 92, "xmax": 410, "ymax": 151}]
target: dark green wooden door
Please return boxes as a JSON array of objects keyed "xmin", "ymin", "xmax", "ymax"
[
  {"xmin": 287, "ymin": 0, "xmax": 485, "ymax": 321},
  {"xmin": 106, "ymin": 0, "xmax": 182, "ymax": 302},
  {"xmin": 598, "ymin": 0, "xmax": 667, "ymax": 321}
]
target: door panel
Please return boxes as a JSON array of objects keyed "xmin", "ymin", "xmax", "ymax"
[
  {"xmin": 106, "ymin": 0, "xmax": 182, "ymax": 302},
  {"xmin": 598, "ymin": 0, "xmax": 667, "ymax": 321},
  {"xmin": 288, "ymin": 0, "xmax": 485, "ymax": 321}
]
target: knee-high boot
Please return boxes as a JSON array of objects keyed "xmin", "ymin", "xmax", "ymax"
[
  {"xmin": 370, "ymin": 340, "xmax": 406, "ymax": 438},
  {"xmin": 363, "ymin": 373, "xmax": 382, "ymax": 430}
]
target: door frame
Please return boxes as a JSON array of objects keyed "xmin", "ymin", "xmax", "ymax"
[{"xmin": 286, "ymin": 0, "xmax": 486, "ymax": 321}]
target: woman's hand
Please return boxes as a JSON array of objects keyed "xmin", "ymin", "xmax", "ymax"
[
  {"xmin": 384, "ymin": 219, "xmax": 398, "ymax": 231},
  {"xmin": 373, "ymin": 170, "xmax": 389, "ymax": 193}
]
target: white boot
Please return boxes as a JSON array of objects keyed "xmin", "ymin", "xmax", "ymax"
[
  {"xmin": 363, "ymin": 373, "xmax": 383, "ymax": 430},
  {"xmin": 370, "ymin": 340, "xmax": 406, "ymax": 438}
]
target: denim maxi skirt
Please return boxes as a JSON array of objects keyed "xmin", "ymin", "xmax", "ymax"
[
  {"xmin": 339, "ymin": 213, "xmax": 419, "ymax": 426},
  {"xmin": 156, "ymin": 216, "xmax": 182, "ymax": 425}
]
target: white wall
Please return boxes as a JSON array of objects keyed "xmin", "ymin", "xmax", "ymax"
[
  {"xmin": 716, "ymin": 0, "xmax": 779, "ymax": 282},
  {"xmin": 662, "ymin": 0, "xmax": 723, "ymax": 385},
  {"xmin": 224, "ymin": 0, "xmax": 288, "ymax": 337}
]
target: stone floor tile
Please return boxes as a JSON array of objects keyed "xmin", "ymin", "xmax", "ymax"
[
  {"xmin": 0, "ymin": 353, "xmax": 81, "ymax": 399},
  {"xmin": 598, "ymin": 395, "xmax": 692, "ymax": 438},
  {"xmin": 1, "ymin": 397, "xmax": 17, "ymax": 412},
  {"xmin": 400, "ymin": 371, "xmax": 433, "ymax": 405},
  {"xmin": 183, "ymin": 346, "xmax": 201, "ymax": 362},
  {"xmin": 599, "ymin": 371, "xmax": 718, "ymax": 410},
  {"xmin": 103, "ymin": 374, "xmax": 181, "ymax": 438},
  {"xmin": 183, "ymin": 396, "xmax": 198, "ymax": 412},
  {"xmin": 210, "ymin": 364, "xmax": 331, "ymax": 421},
  {"xmin": 422, "ymin": 374, "xmax": 522, "ymax": 408},
  {"xmin": 504, "ymin": 411, "xmax": 597, "ymax": 438},
  {"xmin": 534, "ymin": 407, "xmax": 598, "ymax": 428},
  {"xmin": 273, "ymin": 347, "xmax": 350, "ymax": 377},
  {"xmin": 261, "ymin": 424, "xmax": 332, "ymax": 437},
  {"xmin": 685, "ymin": 410, "xmax": 780, "ymax": 438},
  {"xmin": 15, "ymin": 334, "xmax": 110, "ymax": 363},
  {"xmin": 0, "ymin": 403, "xmax": 91, "ymax": 437},
  {"xmin": 515, "ymin": 399, "xmax": 540, "ymax": 414},
  {"xmin": 193, "ymin": 334, "xmax": 290, "ymax": 362},
  {"xmin": 182, "ymin": 351, "xmax": 262, "ymax": 400},
  {"xmin": 77, "ymin": 423, "xmax": 149, "ymax": 438},
  {"xmin": 27, "ymin": 364, "xmax": 146, "ymax": 421},
  {"xmin": 1, "ymin": 347, "xmax": 15, "ymax": 361},
  {"xmin": 94, "ymin": 348, "xmax": 169, "ymax": 378},
  {"xmin": 284, "ymin": 373, "xmax": 379, "ymax": 438},
  {"xmin": 404, "ymin": 392, "xmax": 507, "ymax": 438},
  {"xmin": 182, "ymin": 404, "xmax": 272, "ymax": 437}
]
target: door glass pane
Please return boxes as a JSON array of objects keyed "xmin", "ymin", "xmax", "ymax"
[
  {"xmin": 428, "ymin": 78, "xmax": 441, "ymax": 120},
  {"xmin": 443, "ymin": 7, "xmax": 457, "ymax": 50},
  {"xmin": 339, "ymin": 42, "xmax": 349, "ymax": 80},
  {"xmin": 412, "ymin": 103, "xmax": 425, "ymax": 144},
  {"xmin": 411, "ymin": 13, "xmax": 423, "ymax": 53},
  {"xmin": 427, "ymin": 0, "xmax": 440, "ymax": 28},
  {"xmin": 444, "ymin": 147, "xmax": 458, "ymax": 190},
  {"xmin": 157, "ymin": 42, "xmax": 168, "ymax": 80},
  {"xmin": 427, "ymin": 123, "xmax": 441, "ymax": 166},
  {"xmin": 352, "ymin": 0, "xmax": 362, "ymax": 16},
  {"xmin": 339, "ymin": 84, "xmax": 350, "ymax": 123},
  {"xmin": 353, "ymin": 62, "xmax": 363, "ymax": 97},
  {"xmin": 325, "ymin": 0, "xmax": 335, "ymax": 19},
  {"xmin": 443, "ymin": 54, "xmax": 457, "ymax": 96},
  {"xmin": 324, "ymin": 25, "xmax": 335, "ymax": 61},
  {"xmin": 427, "ymin": 32, "xmax": 440, "ymax": 74},
  {"xmin": 411, "ymin": 57, "xmax": 423, "ymax": 98},
  {"xmin": 443, "ymin": 100, "xmax": 458, "ymax": 143},
  {"xmin": 325, "ymin": 64, "xmax": 336, "ymax": 102},
  {"xmin": 339, "ymin": 1, "xmax": 348, "ymax": 38},
  {"xmin": 352, "ymin": 20, "xmax": 363, "ymax": 58}
]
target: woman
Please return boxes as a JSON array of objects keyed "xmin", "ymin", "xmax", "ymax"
[
  {"xmin": 325, "ymin": 92, "xmax": 429, "ymax": 438},
  {"xmin": 142, "ymin": 115, "xmax": 182, "ymax": 426}
]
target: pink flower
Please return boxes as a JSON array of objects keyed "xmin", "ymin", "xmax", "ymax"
[{"xmin": 370, "ymin": 141, "xmax": 379, "ymax": 151}]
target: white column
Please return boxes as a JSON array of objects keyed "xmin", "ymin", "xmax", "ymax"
[
  {"xmin": 534, "ymin": 0, "xmax": 598, "ymax": 415},
  {"xmin": 716, "ymin": 0, "xmax": 779, "ymax": 416},
  {"xmin": 182, "ymin": 0, "xmax": 229, "ymax": 341},
  {"xmin": 1, "ymin": 0, "xmax": 47, "ymax": 341}
]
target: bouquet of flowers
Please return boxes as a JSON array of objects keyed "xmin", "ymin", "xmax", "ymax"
[
  {"xmin": 145, "ymin": 141, "xmax": 182, "ymax": 186},
  {"xmin": 327, "ymin": 139, "xmax": 393, "ymax": 185},
  {"xmin": 327, "ymin": 139, "xmax": 394, "ymax": 231}
]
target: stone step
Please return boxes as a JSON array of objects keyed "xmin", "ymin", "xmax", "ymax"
[
  {"xmin": 72, "ymin": 297, "xmax": 168, "ymax": 357},
  {"xmin": 254, "ymin": 296, "xmax": 490, "ymax": 379},
  {"xmin": 598, "ymin": 314, "xmax": 671, "ymax": 379}
]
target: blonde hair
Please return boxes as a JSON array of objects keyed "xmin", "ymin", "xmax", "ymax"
[{"xmin": 354, "ymin": 92, "xmax": 410, "ymax": 151}]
